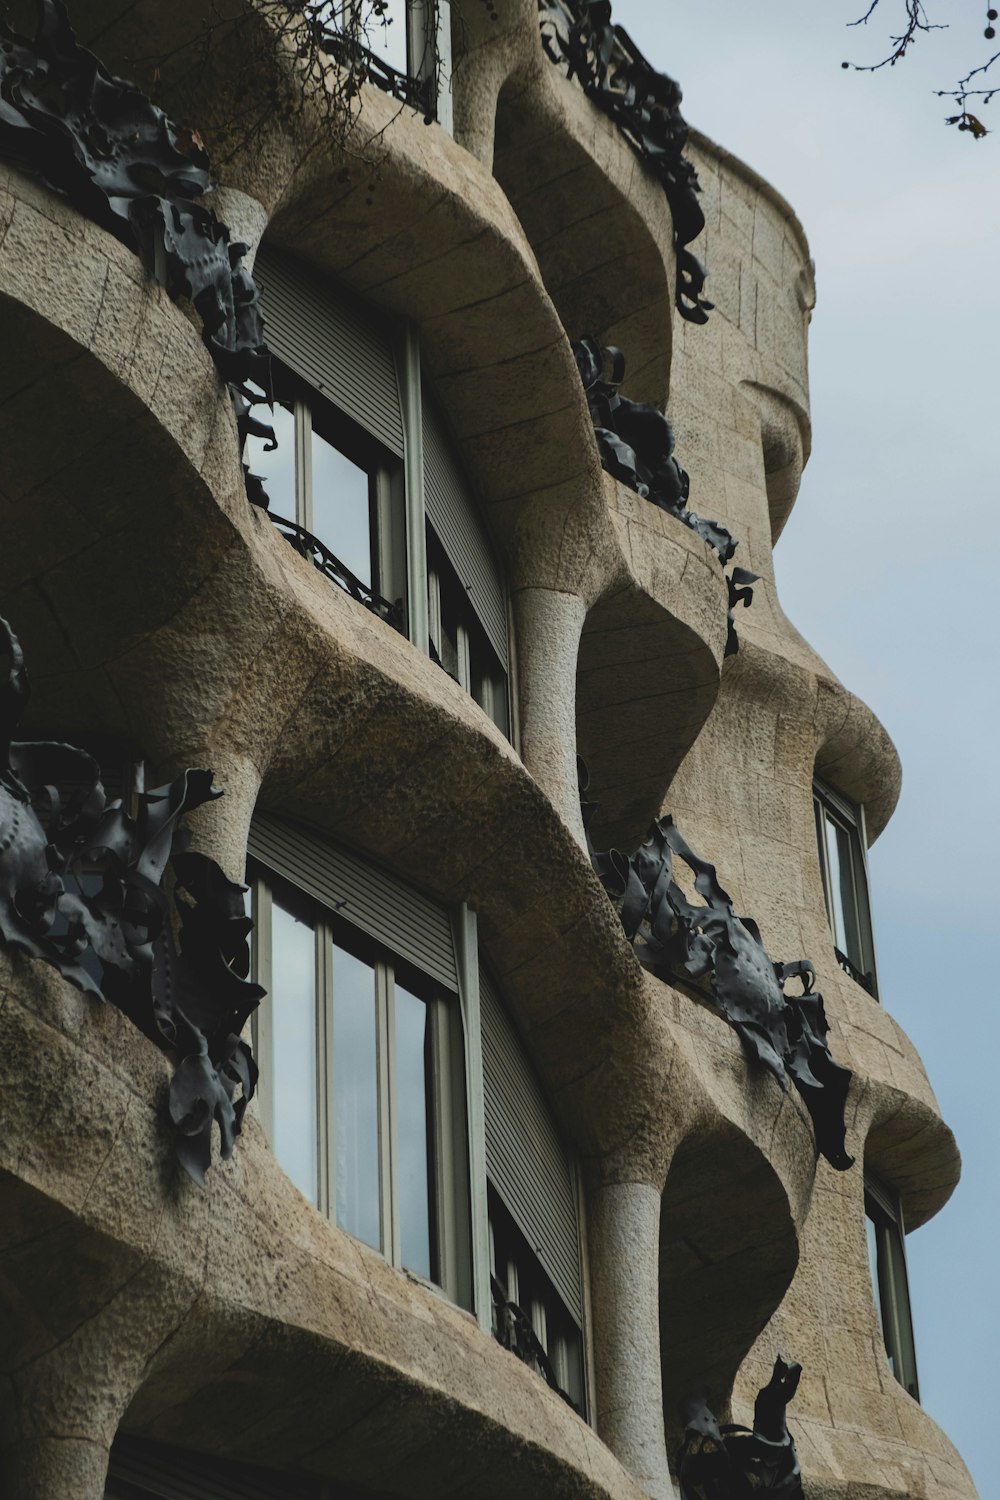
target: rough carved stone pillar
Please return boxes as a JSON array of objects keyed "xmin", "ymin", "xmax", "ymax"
[
  {"xmin": 587, "ymin": 1180, "xmax": 677, "ymax": 1500},
  {"xmin": 511, "ymin": 587, "xmax": 588, "ymax": 850},
  {"xmin": 0, "ymin": 1438, "xmax": 111, "ymax": 1500}
]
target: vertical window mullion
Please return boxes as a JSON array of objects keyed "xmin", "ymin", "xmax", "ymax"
[
  {"xmin": 454, "ymin": 906, "xmax": 491, "ymax": 1332},
  {"xmin": 317, "ymin": 921, "xmax": 335, "ymax": 1220},
  {"xmin": 428, "ymin": 996, "xmax": 460, "ymax": 1303},
  {"xmin": 428, "ymin": 568, "xmax": 442, "ymax": 656},
  {"xmin": 379, "ymin": 961, "xmax": 400, "ymax": 1267},
  {"xmin": 814, "ymin": 797, "xmax": 832, "ymax": 926},
  {"xmin": 855, "ymin": 799, "xmax": 880, "ymax": 992},
  {"xmin": 296, "ymin": 399, "xmax": 313, "ymax": 533},
  {"xmin": 456, "ymin": 621, "xmax": 471, "ymax": 695},
  {"xmin": 398, "ymin": 327, "xmax": 429, "ymax": 652},
  {"xmin": 250, "ymin": 879, "xmax": 274, "ymax": 1145}
]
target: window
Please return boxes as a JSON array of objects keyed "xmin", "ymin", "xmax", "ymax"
[
  {"xmin": 865, "ymin": 1173, "xmax": 919, "ymax": 1399},
  {"xmin": 813, "ymin": 779, "xmax": 878, "ymax": 997},
  {"xmin": 245, "ymin": 819, "xmax": 589, "ymax": 1402},
  {"xmin": 427, "ymin": 530, "xmax": 510, "ymax": 737},
  {"xmin": 244, "ymin": 366, "xmax": 405, "ymax": 613},
  {"xmin": 253, "ymin": 249, "xmax": 512, "ymax": 739},
  {"xmin": 480, "ymin": 970, "xmax": 586, "ymax": 1411},
  {"xmin": 325, "ymin": 0, "xmax": 453, "ymax": 130},
  {"xmin": 248, "ymin": 815, "xmax": 472, "ymax": 1307}
]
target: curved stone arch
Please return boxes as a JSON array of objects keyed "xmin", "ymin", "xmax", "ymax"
[
  {"xmin": 575, "ymin": 475, "xmax": 729, "ymax": 853},
  {"xmin": 0, "ymin": 167, "xmax": 251, "ymax": 734},
  {"xmin": 741, "ymin": 380, "xmax": 811, "ymax": 545},
  {"xmin": 813, "ymin": 675, "xmax": 902, "ymax": 845},
  {"xmin": 657, "ymin": 1118, "xmax": 803, "ymax": 1459},
  {"xmin": 492, "ymin": 56, "xmax": 676, "ymax": 409}
]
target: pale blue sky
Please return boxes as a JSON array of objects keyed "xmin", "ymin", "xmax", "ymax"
[{"xmin": 611, "ymin": 2, "xmax": 997, "ymax": 1491}]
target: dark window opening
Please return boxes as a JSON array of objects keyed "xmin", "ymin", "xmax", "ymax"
[
  {"xmin": 814, "ymin": 780, "xmax": 878, "ymax": 998},
  {"xmin": 865, "ymin": 1173, "xmax": 919, "ymax": 1400}
]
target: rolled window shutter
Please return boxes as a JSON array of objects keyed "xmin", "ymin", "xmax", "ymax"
[
  {"xmin": 105, "ymin": 1443, "xmax": 289, "ymax": 1499},
  {"xmin": 254, "ymin": 248, "xmax": 405, "ymax": 458},
  {"xmin": 422, "ymin": 396, "xmax": 508, "ymax": 668},
  {"xmin": 480, "ymin": 972, "xmax": 582, "ymax": 1325},
  {"xmin": 248, "ymin": 814, "xmax": 458, "ymax": 994}
]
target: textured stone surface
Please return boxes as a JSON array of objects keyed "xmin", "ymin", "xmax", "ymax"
[{"xmin": 0, "ymin": 11, "xmax": 978, "ymax": 1500}]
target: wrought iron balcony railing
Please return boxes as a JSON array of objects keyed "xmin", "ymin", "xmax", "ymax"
[
  {"xmin": 834, "ymin": 946, "xmax": 878, "ymax": 998},
  {"xmin": 538, "ymin": 0, "xmax": 712, "ymax": 323},
  {"xmin": 269, "ymin": 514, "xmax": 406, "ymax": 633}
]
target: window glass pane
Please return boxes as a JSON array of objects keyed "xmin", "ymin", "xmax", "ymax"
[
  {"xmin": 310, "ymin": 427, "xmax": 374, "ymax": 588},
  {"xmin": 394, "ymin": 983, "xmax": 435, "ymax": 1280},
  {"xmin": 244, "ymin": 398, "xmax": 296, "ymax": 518},
  {"xmin": 373, "ymin": 0, "xmax": 409, "ymax": 75},
  {"xmin": 822, "ymin": 811, "xmax": 847, "ymax": 951},
  {"xmin": 472, "ymin": 642, "xmax": 509, "ymax": 737},
  {"xmin": 270, "ymin": 898, "xmax": 319, "ymax": 1204},
  {"xmin": 332, "ymin": 943, "xmax": 381, "ymax": 1253},
  {"xmin": 435, "ymin": 0, "xmax": 454, "ymax": 131},
  {"xmin": 438, "ymin": 590, "xmax": 460, "ymax": 680},
  {"xmin": 866, "ymin": 1212, "xmax": 890, "ymax": 1368},
  {"xmin": 886, "ymin": 1225, "xmax": 919, "ymax": 1396},
  {"xmin": 833, "ymin": 819, "xmax": 863, "ymax": 963}
]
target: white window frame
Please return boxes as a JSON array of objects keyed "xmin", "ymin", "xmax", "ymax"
[
  {"xmin": 265, "ymin": 376, "xmax": 406, "ymax": 611},
  {"xmin": 813, "ymin": 777, "xmax": 879, "ymax": 998},
  {"xmin": 329, "ymin": 0, "xmax": 453, "ymax": 130},
  {"xmin": 250, "ymin": 868, "xmax": 472, "ymax": 1309},
  {"xmin": 865, "ymin": 1172, "xmax": 920, "ymax": 1400},
  {"xmin": 426, "ymin": 536, "xmax": 511, "ymax": 736},
  {"xmin": 254, "ymin": 252, "xmax": 513, "ymax": 737}
]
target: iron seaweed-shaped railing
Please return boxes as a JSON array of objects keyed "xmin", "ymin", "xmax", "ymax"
[
  {"xmin": 539, "ymin": 0, "xmax": 712, "ymax": 324},
  {"xmin": 573, "ymin": 337, "xmax": 759, "ymax": 656},
  {"xmin": 0, "ymin": 0, "xmax": 272, "ymax": 500},
  {"xmin": 269, "ymin": 515, "xmax": 407, "ymax": 634},
  {"xmin": 0, "ymin": 617, "xmax": 263, "ymax": 1184},
  {"xmin": 0, "ymin": 1, "xmax": 417, "ymax": 639},
  {"xmin": 580, "ymin": 762, "xmax": 854, "ymax": 1172}
]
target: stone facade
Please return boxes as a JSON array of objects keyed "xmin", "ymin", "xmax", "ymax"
[{"xmin": 0, "ymin": 2, "xmax": 979, "ymax": 1499}]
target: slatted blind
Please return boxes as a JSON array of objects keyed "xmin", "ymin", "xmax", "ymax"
[
  {"xmin": 254, "ymin": 248, "xmax": 405, "ymax": 457},
  {"xmin": 248, "ymin": 814, "xmax": 458, "ymax": 994},
  {"xmin": 105, "ymin": 1443, "xmax": 308, "ymax": 1500},
  {"xmin": 422, "ymin": 395, "xmax": 508, "ymax": 668},
  {"xmin": 480, "ymin": 972, "xmax": 583, "ymax": 1325}
]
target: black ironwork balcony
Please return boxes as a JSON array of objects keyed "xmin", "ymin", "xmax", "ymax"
[
  {"xmin": 319, "ymin": 30, "xmax": 436, "ymax": 119},
  {"xmin": 834, "ymin": 946, "xmax": 878, "ymax": 999},
  {"xmin": 490, "ymin": 1277, "xmax": 577, "ymax": 1411},
  {"xmin": 538, "ymin": 0, "xmax": 711, "ymax": 322},
  {"xmin": 269, "ymin": 514, "xmax": 406, "ymax": 633}
]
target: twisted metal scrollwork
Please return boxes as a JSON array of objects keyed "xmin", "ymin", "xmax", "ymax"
[
  {"xmin": 573, "ymin": 338, "xmax": 759, "ymax": 655},
  {"xmin": 677, "ymin": 1356, "xmax": 804, "ymax": 1499},
  {"xmin": 539, "ymin": 0, "xmax": 712, "ymax": 323},
  {"xmin": 316, "ymin": 15, "xmax": 440, "ymax": 123},
  {"xmin": 269, "ymin": 514, "xmax": 406, "ymax": 634},
  {"xmin": 0, "ymin": 617, "xmax": 263, "ymax": 1184},
  {"xmin": 573, "ymin": 337, "xmax": 734, "ymax": 561},
  {"xmin": 834, "ymin": 945, "xmax": 876, "ymax": 997},
  {"xmin": 0, "ymin": 0, "xmax": 273, "ymax": 506},
  {"xmin": 580, "ymin": 762, "xmax": 854, "ymax": 1172},
  {"xmin": 490, "ymin": 1275, "xmax": 577, "ymax": 1411}
]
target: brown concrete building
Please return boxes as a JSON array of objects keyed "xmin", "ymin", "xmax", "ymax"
[{"xmin": 0, "ymin": 2, "xmax": 980, "ymax": 1498}]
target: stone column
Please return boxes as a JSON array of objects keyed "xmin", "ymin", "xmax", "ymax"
[
  {"xmin": 176, "ymin": 745, "xmax": 264, "ymax": 886},
  {"xmin": 208, "ymin": 185, "xmax": 269, "ymax": 272},
  {"xmin": 511, "ymin": 587, "xmax": 588, "ymax": 850},
  {"xmin": 0, "ymin": 1439, "xmax": 111, "ymax": 1500},
  {"xmin": 588, "ymin": 1180, "xmax": 677, "ymax": 1500}
]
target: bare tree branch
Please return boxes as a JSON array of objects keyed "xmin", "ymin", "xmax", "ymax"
[{"xmin": 841, "ymin": 0, "xmax": 998, "ymax": 137}]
